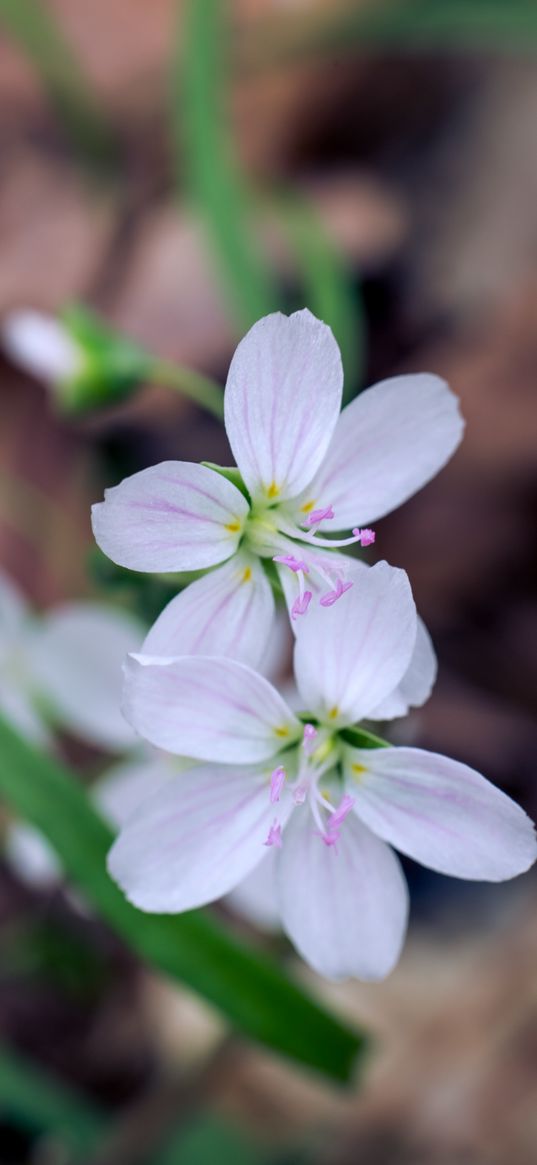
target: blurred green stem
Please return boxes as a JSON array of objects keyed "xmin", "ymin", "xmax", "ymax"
[
  {"xmin": 0, "ymin": 0, "xmax": 117, "ymax": 175},
  {"xmin": 149, "ymin": 358, "xmax": 224, "ymax": 420}
]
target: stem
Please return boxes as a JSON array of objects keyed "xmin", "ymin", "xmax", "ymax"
[{"xmin": 149, "ymin": 359, "xmax": 224, "ymax": 421}]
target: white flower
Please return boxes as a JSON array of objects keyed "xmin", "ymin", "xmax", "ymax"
[
  {"xmin": 108, "ymin": 562, "xmax": 536, "ymax": 982},
  {"xmin": 2, "ymin": 310, "xmax": 82, "ymax": 385},
  {"xmin": 0, "ymin": 570, "xmax": 142, "ymax": 750},
  {"xmin": 92, "ymin": 309, "xmax": 464, "ymax": 666}
]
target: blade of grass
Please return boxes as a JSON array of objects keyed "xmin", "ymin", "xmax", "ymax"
[
  {"xmin": 172, "ymin": 0, "xmax": 279, "ymax": 327},
  {"xmin": 274, "ymin": 193, "xmax": 365, "ymax": 402},
  {"xmin": 0, "ymin": 0, "xmax": 117, "ymax": 174},
  {"xmin": 0, "ymin": 715, "xmax": 367, "ymax": 1084}
]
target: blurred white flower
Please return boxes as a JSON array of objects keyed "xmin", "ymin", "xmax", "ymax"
[{"xmin": 2, "ymin": 310, "xmax": 82, "ymax": 385}]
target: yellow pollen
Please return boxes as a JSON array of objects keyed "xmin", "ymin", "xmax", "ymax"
[
  {"xmin": 274, "ymin": 725, "xmax": 289, "ymax": 738},
  {"xmin": 352, "ymin": 763, "xmax": 367, "ymax": 779},
  {"xmin": 242, "ymin": 566, "xmax": 252, "ymax": 582},
  {"xmin": 327, "ymin": 706, "xmax": 339, "ymax": 720},
  {"xmin": 300, "ymin": 499, "xmax": 316, "ymax": 513},
  {"xmin": 267, "ymin": 481, "xmax": 280, "ymax": 499},
  {"xmin": 225, "ymin": 520, "xmax": 241, "ymax": 533},
  {"xmin": 320, "ymin": 788, "xmax": 333, "ymax": 803}
]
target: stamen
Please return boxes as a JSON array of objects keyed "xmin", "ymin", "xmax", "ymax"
[
  {"xmin": 320, "ymin": 578, "xmax": 353, "ymax": 607},
  {"xmin": 291, "ymin": 590, "xmax": 312, "ymax": 620},
  {"xmin": 264, "ymin": 819, "xmax": 283, "ymax": 848},
  {"xmin": 353, "ymin": 527, "xmax": 376, "ymax": 547},
  {"xmin": 315, "ymin": 793, "xmax": 355, "ymax": 849},
  {"xmin": 302, "ymin": 723, "xmax": 318, "ymax": 755},
  {"xmin": 293, "ymin": 785, "xmax": 307, "ymax": 805},
  {"xmin": 269, "ymin": 766, "xmax": 286, "ymax": 803},
  {"xmin": 306, "ymin": 505, "xmax": 334, "ymax": 527},
  {"xmin": 273, "ymin": 554, "xmax": 310, "ymax": 573}
]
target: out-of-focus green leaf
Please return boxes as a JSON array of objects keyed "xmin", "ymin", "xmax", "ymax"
[
  {"xmin": 0, "ymin": 715, "xmax": 366, "ymax": 1084},
  {"xmin": 0, "ymin": 0, "xmax": 116, "ymax": 173},
  {"xmin": 0, "ymin": 1043, "xmax": 105, "ymax": 1157},
  {"xmin": 156, "ymin": 1115, "xmax": 265, "ymax": 1165},
  {"xmin": 275, "ymin": 195, "xmax": 365, "ymax": 401},
  {"xmin": 237, "ymin": 0, "xmax": 537, "ymax": 73},
  {"xmin": 174, "ymin": 0, "xmax": 279, "ymax": 327}
]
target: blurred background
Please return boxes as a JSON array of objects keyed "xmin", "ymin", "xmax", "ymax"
[{"xmin": 0, "ymin": 1, "xmax": 536, "ymax": 1162}]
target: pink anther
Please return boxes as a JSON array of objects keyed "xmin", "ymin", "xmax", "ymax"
[
  {"xmin": 273, "ymin": 554, "xmax": 310, "ymax": 573},
  {"xmin": 291, "ymin": 590, "xmax": 312, "ymax": 620},
  {"xmin": 319, "ymin": 578, "xmax": 353, "ymax": 607},
  {"xmin": 303, "ymin": 723, "xmax": 318, "ymax": 755},
  {"xmin": 264, "ymin": 819, "xmax": 283, "ymax": 848},
  {"xmin": 306, "ymin": 505, "xmax": 335, "ymax": 527},
  {"xmin": 352, "ymin": 527, "xmax": 375, "ymax": 547},
  {"xmin": 270, "ymin": 766, "xmax": 286, "ymax": 803}
]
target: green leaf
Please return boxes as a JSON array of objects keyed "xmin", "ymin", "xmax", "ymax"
[
  {"xmin": 156, "ymin": 1116, "xmax": 265, "ymax": 1165},
  {"xmin": 174, "ymin": 0, "xmax": 279, "ymax": 327},
  {"xmin": 0, "ymin": 1043, "xmax": 105, "ymax": 1157},
  {"xmin": 0, "ymin": 0, "xmax": 117, "ymax": 174},
  {"xmin": 274, "ymin": 194, "xmax": 365, "ymax": 402},
  {"xmin": 0, "ymin": 715, "xmax": 366, "ymax": 1084}
]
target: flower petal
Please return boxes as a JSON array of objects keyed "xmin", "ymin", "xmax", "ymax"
[
  {"xmin": 368, "ymin": 617, "xmax": 437, "ymax": 720},
  {"xmin": 293, "ymin": 561, "xmax": 417, "ymax": 726},
  {"xmin": 3, "ymin": 310, "xmax": 81, "ymax": 383},
  {"xmin": 108, "ymin": 763, "xmax": 289, "ymax": 912},
  {"xmin": 92, "ymin": 462, "xmax": 249, "ymax": 572},
  {"xmin": 26, "ymin": 603, "xmax": 143, "ymax": 750},
  {"xmin": 0, "ymin": 570, "xmax": 28, "ymax": 647},
  {"xmin": 277, "ymin": 805, "xmax": 408, "ymax": 981},
  {"xmin": 226, "ymin": 849, "xmax": 280, "ymax": 931},
  {"xmin": 296, "ymin": 373, "xmax": 464, "ymax": 528},
  {"xmin": 94, "ymin": 754, "xmax": 176, "ymax": 829},
  {"xmin": 142, "ymin": 552, "xmax": 275, "ymax": 669},
  {"xmin": 224, "ymin": 310, "xmax": 343, "ymax": 502},
  {"xmin": 345, "ymin": 746, "xmax": 537, "ymax": 881},
  {"xmin": 0, "ymin": 681, "xmax": 50, "ymax": 746},
  {"xmin": 5, "ymin": 824, "xmax": 61, "ymax": 889},
  {"xmin": 123, "ymin": 654, "xmax": 301, "ymax": 763}
]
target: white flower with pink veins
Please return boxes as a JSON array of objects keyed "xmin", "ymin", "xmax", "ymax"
[
  {"xmin": 91, "ymin": 310, "xmax": 464, "ymax": 667},
  {"xmin": 108, "ymin": 563, "xmax": 536, "ymax": 982}
]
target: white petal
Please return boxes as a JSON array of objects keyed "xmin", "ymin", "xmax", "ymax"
[
  {"xmin": 92, "ymin": 462, "xmax": 249, "ymax": 573},
  {"xmin": 226, "ymin": 849, "xmax": 281, "ymax": 931},
  {"xmin": 0, "ymin": 680, "xmax": 51, "ymax": 746},
  {"xmin": 293, "ymin": 561, "xmax": 417, "ymax": 726},
  {"xmin": 277, "ymin": 805, "xmax": 408, "ymax": 981},
  {"xmin": 5, "ymin": 824, "xmax": 61, "ymax": 889},
  {"xmin": 0, "ymin": 570, "xmax": 28, "ymax": 649},
  {"xmin": 123, "ymin": 654, "xmax": 301, "ymax": 763},
  {"xmin": 224, "ymin": 310, "xmax": 343, "ymax": 502},
  {"xmin": 297, "ymin": 373, "xmax": 464, "ymax": 528},
  {"xmin": 108, "ymin": 763, "xmax": 289, "ymax": 912},
  {"xmin": 94, "ymin": 753, "xmax": 176, "ymax": 829},
  {"xmin": 368, "ymin": 617, "xmax": 437, "ymax": 720},
  {"xmin": 2, "ymin": 310, "xmax": 81, "ymax": 383},
  {"xmin": 26, "ymin": 603, "xmax": 143, "ymax": 750},
  {"xmin": 345, "ymin": 746, "xmax": 537, "ymax": 881},
  {"xmin": 142, "ymin": 552, "xmax": 275, "ymax": 669}
]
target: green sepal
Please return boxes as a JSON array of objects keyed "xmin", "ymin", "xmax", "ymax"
[
  {"xmin": 59, "ymin": 305, "xmax": 151, "ymax": 411},
  {"xmin": 202, "ymin": 462, "xmax": 251, "ymax": 502},
  {"xmin": 340, "ymin": 725, "xmax": 390, "ymax": 750}
]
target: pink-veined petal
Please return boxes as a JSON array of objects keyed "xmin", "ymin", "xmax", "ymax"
[
  {"xmin": 368, "ymin": 617, "xmax": 437, "ymax": 720},
  {"xmin": 277, "ymin": 805, "xmax": 408, "ymax": 981},
  {"xmin": 293, "ymin": 561, "xmax": 417, "ymax": 726},
  {"xmin": 345, "ymin": 746, "xmax": 537, "ymax": 881},
  {"xmin": 226, "ymin": 849, "xmax": 280, "ymax": 931},
  {"xmin": 295, "ymin": 373, "xmax": 464, "ymax": 529},
  {"xmin": 26, "ymin": 603, "xmax": 143, "ymax": 750},
  {"xmin": 143, "ymin": 552, "xmax": 275, "ymax": 669},
  {"xmin": 108, "ymin": 763, "xmax": 291, "ymax": 912},
  {"xmin": 92, "ymin": 462, "xmax": 249, "ymax": 573},
  {"xmin": 224, "ymin": 310, "xmax": 343, "ymax": 503},
  {"xmin": 94, "ymin": 753, "xmax": 177, "ymax": 829},
  {"xmin": 123, "ymin": 654, "xmax": 301, "ymax": 764}
]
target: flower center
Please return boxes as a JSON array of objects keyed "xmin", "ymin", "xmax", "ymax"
[{"xmin": 263, "ymin": 725, "xmax": 354, "ymax": 852}]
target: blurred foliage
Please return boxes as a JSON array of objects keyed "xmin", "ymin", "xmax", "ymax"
[
  {"xmin": 0, "ymin": 714, "xmax": 366, "ymax": 1084},
  {"xmin": 0, "ymin": 0, "xmax": 117, "ymax": 173},
  {"xmin": 0, "ymin": 1042, "xmax": 105, "ymax": 1158}
]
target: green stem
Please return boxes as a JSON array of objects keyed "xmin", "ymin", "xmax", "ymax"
[{"xmin": 149, "ymin": 359, "xmax": 224, "ymax": 421}]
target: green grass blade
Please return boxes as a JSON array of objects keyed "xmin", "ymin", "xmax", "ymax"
[
  {"xmin": 0, "ymin": 715, "xmax": 366, "ymax": 1084},
  {"xmin": 173, "ymin": 0, "xmax": 279, "ymax": 327},
  {"xmin": 275, "ymin": 194, "xmax": 365, "ymax": 401},
  {"xmin": 0, "ymin": 0, "xmax": 116, "ymax": 173}
]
